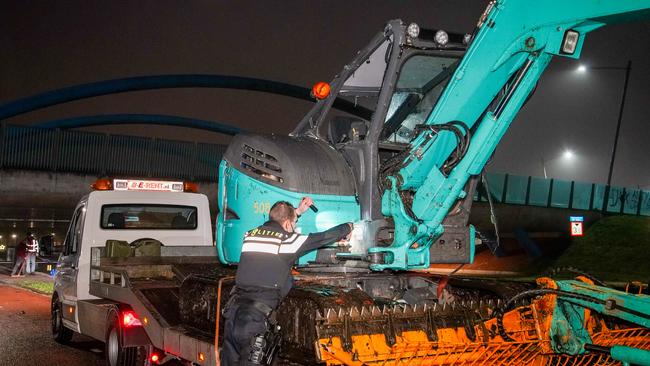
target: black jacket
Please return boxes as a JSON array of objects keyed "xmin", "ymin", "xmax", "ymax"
[{"xmin": 235, "ymin": 220, "xmax": 351, "ymax": 304}]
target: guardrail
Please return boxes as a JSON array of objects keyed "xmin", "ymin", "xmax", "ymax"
[
  {"xmin": 477, "ymin": 173, "xmax": 650, "ymax": 216},
  {"xmin": 0, "ymin": 123, "xmax": 226, "ymax": 182}
]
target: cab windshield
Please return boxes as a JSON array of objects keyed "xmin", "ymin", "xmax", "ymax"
[
  {"xmin": 300, "ymin": 30, "xmax": 462, "ymax": 147},
  {"xmin": 380, "ymin": 55, "xmax": 459, "ymax": 143}
]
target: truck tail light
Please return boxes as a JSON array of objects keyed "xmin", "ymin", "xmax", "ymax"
[
  {"xmin": 150, "ymin": 353, "xmax": 160, "ymax": 363},
  {"xmin": 122, "ymin": 310, "xmax": 142, "ymax": 327}
]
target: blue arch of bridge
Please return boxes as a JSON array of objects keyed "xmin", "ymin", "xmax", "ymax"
[
  {"xmin": 36, "ymin": 114, "xmax": 244, "ymax": 136},
  {"xmin": 0, "ymin": 74, "xmax": 372, "ymax": 121}
]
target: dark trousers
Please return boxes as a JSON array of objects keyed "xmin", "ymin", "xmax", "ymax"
[{"xmin": 221, "ymin": 302, "xmax": 268, "ymax": 365}]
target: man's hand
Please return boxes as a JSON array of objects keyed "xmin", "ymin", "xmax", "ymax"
[{"xmin": 296, "ymin": 196, "xmax": 314, "ymax": 216}]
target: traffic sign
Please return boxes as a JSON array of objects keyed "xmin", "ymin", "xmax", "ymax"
[{"xmin": 570, "ymin": 222, "xmax": 584, "ymax": 236}]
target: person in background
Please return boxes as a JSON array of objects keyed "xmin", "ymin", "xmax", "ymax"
[
  {"xmin": 24, "ymin": 232, "xmax": 39, "ymax": 275},
  {"xmin": 10, "ymin": 239, "xmax": 28, "ymax": 277}
]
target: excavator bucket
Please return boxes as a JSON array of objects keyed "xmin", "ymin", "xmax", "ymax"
[{"xmin": 313, "ymin": 300, "xmax": 650, "ymax": 365}]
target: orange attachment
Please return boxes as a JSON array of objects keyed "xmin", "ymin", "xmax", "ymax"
[
  {"xmin": 315, "ymin": 286, "xmax": 650, "ymax": 366},
  {"xmin": 318, "ymin": 327, "xmax": 650, "ymax": 365},
  {"xmin": 312, "ymin": 81, "xmax": 331, "ymax": 100},
  {"xmin": 92, "ymin": 178, "xmax": 112, "ymax": 190},
  {"xmin": 183, "ymin": 181, "xmax": 199, "ymax": 193}
]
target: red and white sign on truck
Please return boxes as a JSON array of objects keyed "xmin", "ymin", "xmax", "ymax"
[{"xmin": 113, "ymin": 179, "xmax": 185, "ymax": 192}]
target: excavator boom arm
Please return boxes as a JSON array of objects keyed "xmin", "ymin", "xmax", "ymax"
[{"xmin": 374, "ymin": 0, "xmax": 650, "ymax": 270}]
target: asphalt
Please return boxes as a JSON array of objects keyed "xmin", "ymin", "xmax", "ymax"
[{"xmin": 0, "ymin": 264, "xmax": 104, "ymax": 366}]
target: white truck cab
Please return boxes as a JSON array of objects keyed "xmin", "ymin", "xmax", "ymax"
[{"xmin": 53, "ymin": 178, "xmax": 213, "ymax": 337}]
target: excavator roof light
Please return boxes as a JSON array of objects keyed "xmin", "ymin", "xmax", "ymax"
[
  {"xmin": 311, "ymin": 81, "xmax": 331, "ymax": 100},
  {"xmin": 435, "ymin": 30, "xmax": 449, "ymax": 46},
  {"xmin": 407, "ymin": 23, "xmax": 420, "ymax": 38}
]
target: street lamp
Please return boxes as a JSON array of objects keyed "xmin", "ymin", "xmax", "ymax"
[
  {"xmin": 541, "ymin": 149, "xmax": 576, "ymax": 179},
  {"xmin": 576, "ymin": 60, "xmax": 632, "ymax": 212},
  {"xmin": 563, "ymin": 150, "xmax": 574, "ymax": 160}
]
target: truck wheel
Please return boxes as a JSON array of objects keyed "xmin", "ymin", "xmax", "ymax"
[
  {"xmin": 105, "ymin": 311, "xmax": 146, "ymax": 366},
  {"xmin": 51, "ymin": 294, "xmax": 73, "ymax": 344}
]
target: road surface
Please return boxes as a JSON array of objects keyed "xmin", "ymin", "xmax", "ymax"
[{"xmin": 0, "ymin": 284, "xmax": 104, "ymax": 366}]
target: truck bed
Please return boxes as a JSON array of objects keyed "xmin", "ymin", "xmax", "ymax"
[{"xmin": 88, "ymin": 246, "xmax": 234, "ymax": 365}]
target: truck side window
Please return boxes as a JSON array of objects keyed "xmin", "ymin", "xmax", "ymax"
[{"xmin": 63, "ymin": 206, "xmax": 84, "ymax": 256}]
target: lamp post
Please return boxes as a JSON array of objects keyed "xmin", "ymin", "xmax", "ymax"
[
  {"xmin": 541, "ymin": 149, "xmax": 575, "ymax": 180},
  {"xmin": 576, "ymin": 60, "xmax": 632, "ymax": 212}
]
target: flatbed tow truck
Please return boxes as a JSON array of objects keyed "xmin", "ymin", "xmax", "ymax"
[{"xmin": 51, "ymin": 178, "xmax": 225, "ymax": 365}]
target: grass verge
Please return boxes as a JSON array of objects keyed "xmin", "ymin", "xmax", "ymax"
[
  {"xmin": 19, "ymin": 280, "xmax": 54, "ymax": 295},
  {"xmin": 551, "ymin": 215, "xmax": 650, "ymax": 282}
]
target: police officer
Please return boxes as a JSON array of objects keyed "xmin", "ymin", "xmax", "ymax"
[{"xmin": 221, "ymin": 197, "xmax": 352, "ymax": 365}]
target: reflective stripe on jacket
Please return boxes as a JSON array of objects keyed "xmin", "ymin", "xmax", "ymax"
[{"xmin": 235, "ymin": 220, "xmax": 350, "ymax": 299}]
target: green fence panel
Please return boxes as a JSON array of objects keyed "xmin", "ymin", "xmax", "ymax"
[
  {"xmin": 571, "ymin": 181, "xmax": 592, "ymax": 210},
  {"xmin": 485, "ymin": 173, "xmax": 506, "ymax": 203},
  {"xmin": 529, "ymin": 177, "xmax": 551, "ymax": 206},
  {"xmin": 591, "ymin": 184, "xmax": 606, "ymax": 211},
  {"xmin": 504, "ymin": 175, "xmax": 528, "ymax": 204},
  {"xmin": 550, "ymin": 179, "xmax": 571, "ymax": 208},
  {"xmin": 639, "ymin": 191, "xmax": 650, "ymax": 216},
  {"xmin": 605, "ymin": 186, "xmax": 624, "ymax": 213},
  {"xmin": 623, "ymin": 190, "xmax": 641, "ymax": 215}
]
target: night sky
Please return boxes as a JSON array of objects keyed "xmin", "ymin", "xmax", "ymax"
[{"xmin": 1, "ymin": 1, "xmax": 648, "ymax": 188}]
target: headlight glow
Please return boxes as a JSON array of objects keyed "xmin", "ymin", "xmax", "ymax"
[
  {"xmin": 407, "ymin": 23, "xmax": 420, "ymax": 39},
  {"xmin": 435, "ymin": 30, "xmax": 449, "ymax": 46},
  {"xmin": 561, "ymin": 30, "xmax": 579, "ymax": 54}
]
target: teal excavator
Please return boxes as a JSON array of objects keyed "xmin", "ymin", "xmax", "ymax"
[{"xmin": 197, "ymin": 1, "xmax": 650, "ymax": 364}]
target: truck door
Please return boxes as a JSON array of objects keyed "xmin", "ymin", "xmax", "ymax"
[{"xmin": 55, "ymin": 202, "xmax": 86, "ymax": 302}]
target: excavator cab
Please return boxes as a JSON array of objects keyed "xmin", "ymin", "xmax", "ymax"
[{"xmin": 216, "ymin": 20, "xmax": 469, "ymax": 267}]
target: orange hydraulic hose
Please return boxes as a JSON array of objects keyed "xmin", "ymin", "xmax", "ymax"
[{"xmin": 214, "ymin": 276, "xmax": 235, "ymax": 366}]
